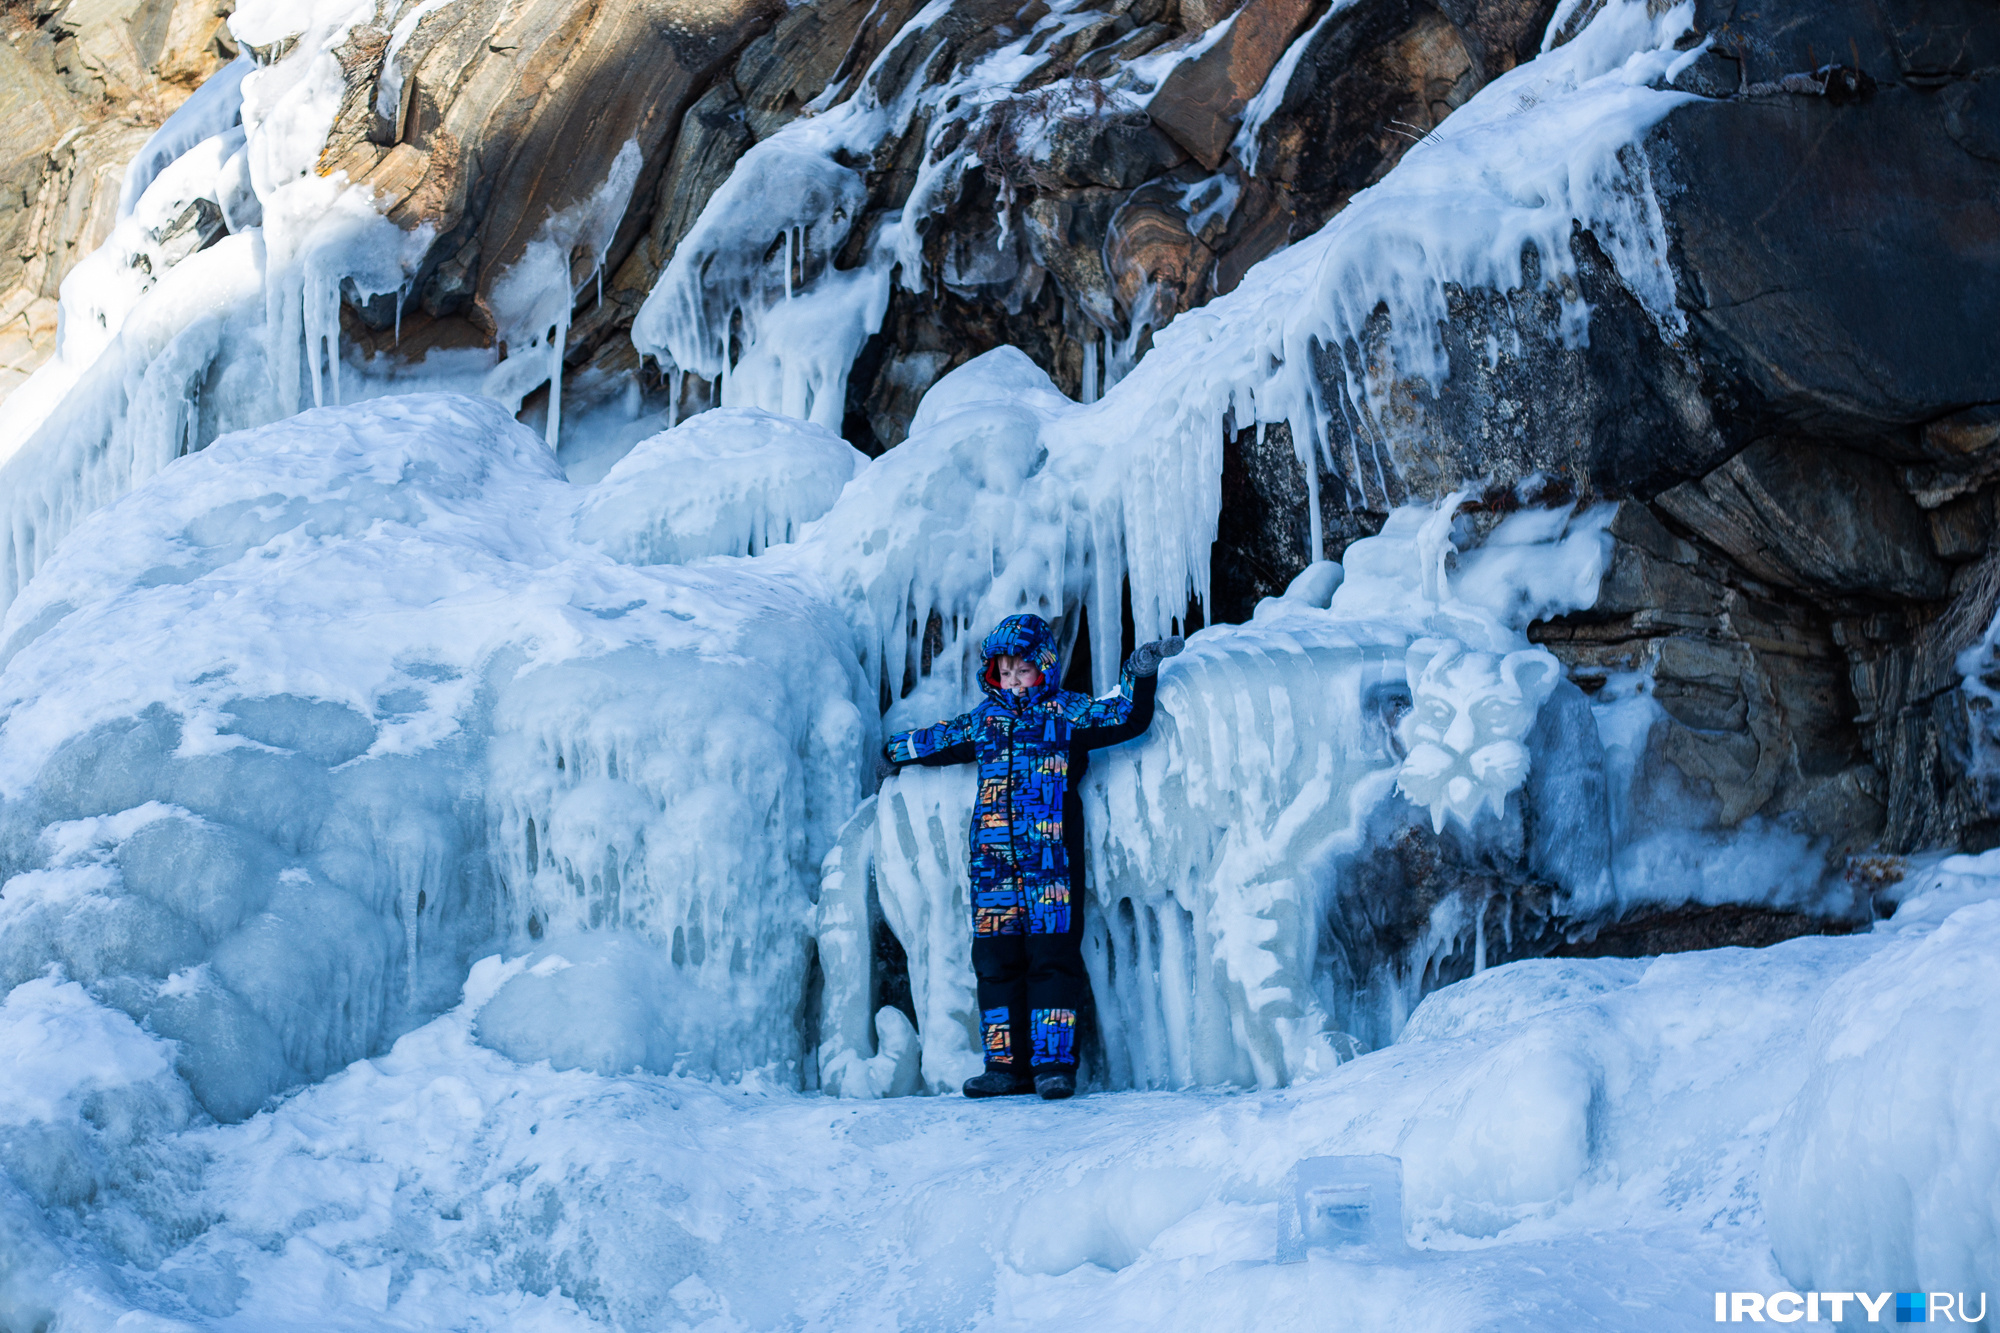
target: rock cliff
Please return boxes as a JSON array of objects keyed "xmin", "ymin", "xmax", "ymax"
[{"xmin": 1, "ymin": 0, "xmax": 237, "ymax": 398}]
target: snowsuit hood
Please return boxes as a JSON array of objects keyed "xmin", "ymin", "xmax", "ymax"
[{"xmin": 979, "ymin": 614, "xmax": 1061, "ymax": 703}]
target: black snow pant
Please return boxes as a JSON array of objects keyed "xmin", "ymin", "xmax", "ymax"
[{"xmin": 971, "ymin": 794, "xmax": 1091, "ymax": 1075}]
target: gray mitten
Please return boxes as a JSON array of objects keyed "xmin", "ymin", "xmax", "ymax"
[
  {"xmin": 874, "ymin": 749, "xmax": 900, "ymax": 783},
  {"xmin": 1128, "ymin": 635, "xmax": 1185, "ymax": 678}
]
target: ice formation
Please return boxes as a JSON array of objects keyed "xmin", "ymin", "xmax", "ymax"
[
  {"xmin": 628, "ymin": 0, "xmax": 1172, "ymax": 424},
  {"xmin": 1396, "ymin": 643, "xmax": 1562, "ymax": 835},
  {"xmin": 812, "ymin": 484, "xmax": 1617, "ymax": 1091},
  {"xmin": 573, "ymin": 408, "xmax": 867, "ymax": 565},
  {"xmin": 0, "ymin": 394, "xmax": 872, "ymax": 1120},
  {"xmin": 0, "ymin": 0, "xmax": 647, "ymax": 616},
  {"xmin": 636, "ymin": 0, "xmax": 1702, "ymax": 572}
]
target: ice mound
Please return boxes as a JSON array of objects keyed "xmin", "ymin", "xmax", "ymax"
[
  {"xmin": 1762, "ymin": 851, "xmax": 2000, "ymax": 1305},
  {"xmin": 574, "ymin": 407, "xmax": 867, "ymax": 565},
  {"xmin": 633, "ymin": 142, "xmax": 889, "ymax": 432},
  {"xmin": 1396, "ymin": 956, "xmax": 1646, "ymax": 1043},
  {"xmin": 474, "ymin": 934, "xmax": 698, "ymax": 1076},
  {"xmin": 0, "ymin": 394, "xmax": 870, "ymax": 1115},
  {"xmin": 0, "ymin": 974, "xmax": 202, "ymax": 1332},
  {"xmin": 771, "ymin": 349, "xmax": 1106, "ymax": 728}
]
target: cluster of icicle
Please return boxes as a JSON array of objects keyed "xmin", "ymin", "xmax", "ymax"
[{"xmin": 814, "ymin": 465, "xmax": 1615, "ymax": 1095}]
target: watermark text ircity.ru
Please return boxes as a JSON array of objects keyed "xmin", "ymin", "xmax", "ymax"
[{"xmin": 1716, "ymin": 1292, "xmax": 1989, "ymax": 1323}]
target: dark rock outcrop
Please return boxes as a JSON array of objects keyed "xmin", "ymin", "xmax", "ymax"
[{"xmin": 1252, "ymin": 0, "xmax": 2000, "ymax": 875}]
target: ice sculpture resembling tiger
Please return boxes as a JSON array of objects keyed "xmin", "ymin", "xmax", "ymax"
[{"xmin": 1394, "ymin": 639, "xmax": 1562, "ymax": 834}]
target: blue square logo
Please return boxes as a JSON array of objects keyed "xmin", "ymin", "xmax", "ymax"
[{"xmin": 1897, "ymin": 1293, "xmax": 1929, "ymax": 1323}]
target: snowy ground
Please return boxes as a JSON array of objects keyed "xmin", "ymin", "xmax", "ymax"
[{"xmin": 7, "ymin": 852, "xmax": 1995, "ymax": 1332}]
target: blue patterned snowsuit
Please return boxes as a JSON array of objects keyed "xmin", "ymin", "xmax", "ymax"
[{"xmin": 884, "ymin": 614, "xmax": 1157, "ymax": 1073}]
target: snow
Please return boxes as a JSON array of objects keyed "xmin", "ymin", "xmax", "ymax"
[
  {"xmin": 1762, "ymin": 852, "xmax": 2000, "ymax": 1309},
  {"xmin": 4, "ymin": 874, "xmax": 1995, "ymax": 1329},
  {"xmin": 574, "ymin": 407, "xmax": 867, "ymax": 565}
]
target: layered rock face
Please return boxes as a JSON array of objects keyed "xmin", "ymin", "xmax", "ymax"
[
  {"xmin": 0, "ymin": 0, "xmax": 238, "ymax": 399},
  {"xmin": 270, "ymin": 0, "xmax": 1567, "ymax": 441}
]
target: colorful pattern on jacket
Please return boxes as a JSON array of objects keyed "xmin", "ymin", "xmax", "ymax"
[{"xmin": 885, "ymin": 614, "xmax": 1136, "ymax": 937}]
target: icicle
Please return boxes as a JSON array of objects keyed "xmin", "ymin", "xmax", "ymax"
[
  {"xmin": 1082, "ymin": 336, "xmax": 1099, "ymax": 404},
  {"xmin": 1304, "ymin": 427, "xmax": 1324, "ymax": 564},
  {"xmin": 1474, "ymin": 893, "xmax": 1488, "ymax": 973},
  {"xmin": 783, "ymin": 228, "xmax": 794, "ymax": 302},
  {"xmin": 394, "ymin": 282, "xmax": 403, "ymax": 347},
  {"xmin": 545, "ymin": 316, "xmax": 566, "ymax": 448}
]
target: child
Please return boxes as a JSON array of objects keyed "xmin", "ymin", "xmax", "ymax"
[{"xmin": 881, "ymin": 613, "xmax": 1182, "ymax": 1100}]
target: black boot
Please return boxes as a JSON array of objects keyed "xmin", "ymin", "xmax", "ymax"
[
  {"xmin": 962, "ymin": 1068, "xmax": 1035, "ymax": 1098},
  {"xmin": 1033, "ymin": 1069, "xmax": 1075, "ymax": 1100}
]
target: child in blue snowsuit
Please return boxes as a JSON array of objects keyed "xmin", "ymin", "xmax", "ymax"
[{"xmin": 882, "ymin": 614, "xmax": 1181, "ymax": 1100}]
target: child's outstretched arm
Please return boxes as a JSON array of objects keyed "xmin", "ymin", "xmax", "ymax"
[
  {"xmin": 883, "ymin": 710, "xmax": 978, "ymax": 770},
  {"xmin": 1072, "ymin": 636, "xmax": 1183, "ymax": 751}
]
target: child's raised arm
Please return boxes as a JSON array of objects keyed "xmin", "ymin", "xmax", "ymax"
[{"xmin": 1072, "ymin": 636, "xmax": 1182, "ymax": 752}]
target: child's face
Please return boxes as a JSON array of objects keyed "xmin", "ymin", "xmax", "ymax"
[{"xmin": 994, "ymin": 655, "xmax": 1043, "ymax": 694}]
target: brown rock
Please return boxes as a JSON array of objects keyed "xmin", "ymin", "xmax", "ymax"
[
  {"xmin": 1149, "ymin": 0, "xmax": 1313, "ymax": 170},
  {"xmin": 1208, "ymin": 174, "xmax": 1291, "ymax": 295},
  {"xmin": 1178, "ymin": 0, "xmax": 1244, "ymax": 36},
  {"xmin": 1023, "ymin": 188, "xmax": 1122, "ymax": 329},
  {"xmin": 1105, "ymin": 181, "xmax": 1213, "ymax": 325},
  {"xmin": 0, "ymin": 0, "xmax": 234, "ymax": 403},
  {"xmin": 641, "ymin": 81, "xmax": 753, "ymax": 278},
  {"xmin": 1242, "ymin": 0, "xmax": 1556, "ymax": 230},
  {"xmin": 1922, "ymin": 404, "xmax": 2000, "ymax": 458},
  {"xmin": 733, "ymin": 0, "xmax": 893, "ymax": 141},
  {"xmin": 309, "ymin": 0, "xmax": 782, "ymax": 330},
  {"xmin": 1654, "ymin": 441, "xmax": 1949, "ymax": 601}
]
